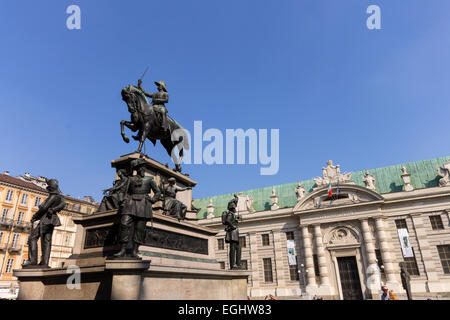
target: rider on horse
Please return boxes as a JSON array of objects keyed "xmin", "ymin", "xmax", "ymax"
[{"xmin": 138, "ymin": 79, "xmax": 169, "ymax": 132}]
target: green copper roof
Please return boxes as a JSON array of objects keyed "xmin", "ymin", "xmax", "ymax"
[{"xmin": 193, "ymin": 155, "xmax": 450, "ymax": 219}]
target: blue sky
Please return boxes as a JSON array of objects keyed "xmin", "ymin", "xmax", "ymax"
[{"xmin": 1, "ymin": 0, "xmax": 450, "ymax": 202}]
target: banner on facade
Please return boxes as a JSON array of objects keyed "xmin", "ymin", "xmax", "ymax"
[
  {"xmin": 286, "ymin": 240, "xmax": 297, "ymax": 265},
  {"xmin": 397, "ymin": 228, "xmax": 413, "ymax": 258}
]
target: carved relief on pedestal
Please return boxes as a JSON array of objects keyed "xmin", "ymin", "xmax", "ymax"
[
  {"xmin": 313, "ymin": 160, "xmax": 353, "ymax": 190},
  {"xmin": 437, "ymin": 162, "xmax": 450, "ymax": 187}
]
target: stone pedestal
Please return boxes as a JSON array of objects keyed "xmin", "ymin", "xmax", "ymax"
[
  {"xmin": 105, "ymin": 259, "xmax": 150, "ymax": 300},
  {"xmin": 13, "ymin": 154, "xmax": 249, "ymax": 300},
  {"xmin": 13, "ymin": 265, "xmax": 111, "ymax": 300},
  {"xmin": 111, "ymin": 153, "xmax": 197, "ymax": 215}
]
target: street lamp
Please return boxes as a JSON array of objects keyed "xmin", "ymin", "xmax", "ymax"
[{"xmin": 298, "ymin": 263, "xmax": 307, "ymax": 297}]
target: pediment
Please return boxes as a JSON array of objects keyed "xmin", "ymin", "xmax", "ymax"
[{"xmin": 293, "ymin": 184, "xmax": 384, "ymax": 212}]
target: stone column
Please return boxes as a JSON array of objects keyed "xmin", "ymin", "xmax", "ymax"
[
  {"xmin": 360, "ymin": 219, "xmax": 379, "ymax": 297},
  {"xmin": 301, "ymin": 225, "xmax": 316, "ymax": 289},
  {"xmin": 313, "ymin": 224, "xmax": 330, "ymax": 286},
  {"xmin": 106, "ymin": 259, "xmax": 150, "ymax": 300},
  {"xmin": 374, "ymin": 217, "xmax": 399, "ymax": 289},
  {"xmin": 273, "ymin": 231, "xmax": 287, "ymax": 295},
  {"xmin": 410, "ymin": 213, "xmax": 442, "ymax": 292},
  {"xmin": 248, "ymin": 232, "xmax": 260, "ymax": 296}
]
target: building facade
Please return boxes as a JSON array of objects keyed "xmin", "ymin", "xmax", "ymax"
[
  {"xmin": 195, "ymin": 156, "xmax": 450, "ymax": 300},
  {"xmin": 0, "ymin": 172, "xmax": 98, "ymax": 299}
]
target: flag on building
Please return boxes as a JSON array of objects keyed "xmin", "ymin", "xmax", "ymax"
[{"xmin": 327, "ymin": 182, "xmax": 332, "ymax": 197}]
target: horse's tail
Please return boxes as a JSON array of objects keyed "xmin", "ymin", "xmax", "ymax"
[{"xmin": 160, "ymin": 123, "xmax": 189, "ymax": 168}]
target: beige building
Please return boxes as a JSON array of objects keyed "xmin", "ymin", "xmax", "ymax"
[
  {"xmin": 194, "ymin": 156, "xmax": 450, "ymax": 300},
  {"xmin": 0, "ymin": 172, "xmax": 98, "ymax": 299}
]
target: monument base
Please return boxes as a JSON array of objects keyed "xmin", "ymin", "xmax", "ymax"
[
  {"xmin": 14, "ymin": 263, "xmax": 249, "ymax": 300},
  {"xmin": 13, "ymin": 154, "xmax": 250, "ymax": 300}
]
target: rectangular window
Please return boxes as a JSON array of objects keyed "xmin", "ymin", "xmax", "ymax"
[
  {"xmin": 286, "ymin": 232, "xmax": 295, "ymax": 240},
  {"xmin": 239, "ymin": 236, "xmax": 246, "ymax": 248},
  {"xmin": 263, "ymin": 258, "xmax": 273, "ymax": 282},
  {"xmin": 217, "ymin": 239, "xmax": 224, "ymax": 251},
  {"xmin": 313, "ymin": 254, "xmax": 320, "ymax": 277},
  {"xmin": 1, "ymin": 208, "xmax": 8, "ymax": 220},
  {"xmin": 0, "ymin": 231, "xmax": 3, "ymax": 244},
  {"xmin": 11, "ymin": 233, "xmax": 20, "ymax": 248},
  {"xmin": 289, "ymin": 261, "xmax": 299, "ymax": 281},
  {"xmin": 5, "ymin": 258, "xmax": 14, "ymax": 273},
  {"xmin": 375, "ymin": 249, "xmax": 384, "ymax": 272},
  {"xmin": 241, "ymin": 260, "xmax": 248, "ymax": 270},
  {"xmin": 34, "ymin": 197, "xmax": 41, "ymax": 208},
  {"xmin": 395, "ymin": 219, "xmax": 408, "ymax": 231},
  {"xmin": 17, "ymin": 212, "xmax": 24, "ymax": 223},
  {"xmin": 20, "ymin": 194, "xmax": 28, "ymax": 205},
  {"xmin": 219, "ymin": 262, "xmax": 225, "ymax": 270},
  {"xmin": 403, "ymin": 248, "xmax": 420, "ymax": 276},
  {"xmin": 430, "ymin": 215, "xmax": 444, "ymax": 230},
  {"xmin": 437, "ymin": 245, "xmax": 450, "ymax": 274},
  {"xmin": 262, "ymin": 234, "xmax": 270, "ymax": 246},
  {"xmin": 5, "ymin": 190, "xmax": 13, "ymax": 202}
]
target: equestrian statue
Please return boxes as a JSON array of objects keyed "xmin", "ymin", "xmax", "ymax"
[{"xmin": 120, "ymin": 77, "xmax": 189, "ymax": 172}]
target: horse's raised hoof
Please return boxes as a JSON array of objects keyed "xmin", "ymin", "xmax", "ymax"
[{"xmin": 123, "ymin": 136, "xmax": 130, "ymax": 143}]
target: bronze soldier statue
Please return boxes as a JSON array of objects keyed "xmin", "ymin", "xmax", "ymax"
[
  {"xmin": 138, "ymin": 79, "xmax": 169, "ymax": 132},
  {"xmin": 162, "ymin": 177, "xmax": 191, "ymax": 221},
  {"xmin": 400, "ymin": 262, "xmax": 413, "ymax": 300},
  {"xmin": 97, "ymin": 168, "xmax": 130, "ymax": 213},
  {"xmin": 114, "ymin": 159, "xmax": 161, "ymax": 258},
  {"xmin": 222, "ymin": 195, "xmax": 243, "ymax": 270},
  {"xmin": 23, "ymin": 179, "xmax": 66, "ymax": 268}
]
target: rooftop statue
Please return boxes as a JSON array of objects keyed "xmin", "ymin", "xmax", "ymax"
[
  {"xmin": 120, "ymin": 78, "xmax": 189, "ymax": 172},
  {"xmin": 314, "ymin": 160, "xmax": 352, "ymax": 188}
]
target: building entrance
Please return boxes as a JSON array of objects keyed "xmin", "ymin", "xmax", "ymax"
[{"xmin": 337, "ymin": 256, "xmax": 363, "ymax": 300}]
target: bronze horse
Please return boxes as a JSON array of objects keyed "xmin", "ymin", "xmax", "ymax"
[{"xmin": 120, "ymin": 85, "xmax": 189, "ymax": 172}]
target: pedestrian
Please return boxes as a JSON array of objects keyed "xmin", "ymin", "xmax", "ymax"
[{"xmin": 381, "ymin": 285, "xmax": 397, "ymax": 300}]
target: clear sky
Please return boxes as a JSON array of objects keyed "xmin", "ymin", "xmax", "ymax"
[{"xmin": 1, "ymin": 0, "xmax": 450, "ymax": 202}]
